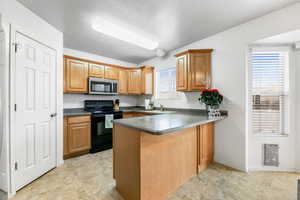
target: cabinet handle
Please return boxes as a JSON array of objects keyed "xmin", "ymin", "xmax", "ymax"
[{"xmin": 50, "ymin": 113, "xmax": 57, "ymax": 118}]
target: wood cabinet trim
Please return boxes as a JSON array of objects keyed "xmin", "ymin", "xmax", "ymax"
[
  {"xmin": 68, "ymin": 115, "xmax": 91, "ymax": 124},
  {"xmin": 174, "ymin": 49, "xmax": 213, "ymax": 57},
  {"xmin": 176, "ymin": 54, "xmax": 188, "ymax": 91},
  {"xmin": 64, "ymin": 55, "xmax": 138, "ymax": 70}
]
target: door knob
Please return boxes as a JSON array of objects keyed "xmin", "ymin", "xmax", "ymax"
[{"xmin": 50, "ymin": 113, "xmax": 57, "ymax": 118}]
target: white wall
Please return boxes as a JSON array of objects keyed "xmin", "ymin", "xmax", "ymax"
[
  {"xmin": 63, "ymin": 48, "xmax": 139, "ymax": 108},
  {"xmin": 138, "ymin": 2, "xmax": 300, "ymax": 171},
  {"xmin": 64, "ymin": 94, "xmax": 138, "ymax": 108},
  {"xmin": 0, "ymin": 0, "xmax": 64, "ymax": 196},
  {"xmin": 296, "ymin": 49, "xmax": 300, "ymax": 171}
]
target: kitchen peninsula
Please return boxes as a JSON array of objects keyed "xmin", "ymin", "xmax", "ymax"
[{"xmin": 113, "ymin": 111, "xmax": 226, "ymax": 200}]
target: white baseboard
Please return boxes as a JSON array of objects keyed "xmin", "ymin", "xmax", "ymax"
[
  {"xmin": 248, "ymin": 167, "xmax": 298, "ymax": 172},
  {"xmin": 0, "ymin": 171, "xmax": 7, "ymax": 193}
]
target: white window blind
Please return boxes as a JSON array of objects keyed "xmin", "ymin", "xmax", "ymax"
[
  {"xmin": 156, "ymin": 67, "xmax": 183, "ymax": 99},
  {"xmin": 251, "ymin": 51, "xmax": 289, "ymax": 135}
]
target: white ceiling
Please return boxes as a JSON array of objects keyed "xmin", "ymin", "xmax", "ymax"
[
  {"xmin": 254, "ymin": 29, "xmax": 300, "ymax": 45},
  {"xmin": 18, "ymin": 0, "xmax": 299, "ymax": 64}
]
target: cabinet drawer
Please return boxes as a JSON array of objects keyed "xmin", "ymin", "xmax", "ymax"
[{"xmin": 68, "ymin": 115, "xmax": 91, "ymax": 124}]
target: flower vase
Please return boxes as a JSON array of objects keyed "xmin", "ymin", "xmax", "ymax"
[{"xmin": 206, "ymin": 105, "xmax": 221, "ymax": 118}]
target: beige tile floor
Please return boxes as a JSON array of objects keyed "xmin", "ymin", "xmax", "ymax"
[{"xmin": 11, "ymin": 150, "xmax": 300, "ymax": 200}]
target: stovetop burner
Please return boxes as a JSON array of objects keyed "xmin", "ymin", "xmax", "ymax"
[{"xmin": 84, "ymin": 100, "xmax": 115, "ymax": 113}]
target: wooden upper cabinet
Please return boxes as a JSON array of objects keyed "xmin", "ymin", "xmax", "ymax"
[
  {"xmin": 141, "ymin": 66, "xmax": 155, "ymax": 95},
  {"xmin": 176, "ymin": 54, "xmax": 188, "ymax": 91},
  {"xmin": 89, "ymin": 63, "xmax": 104, "ymax": 78},
  {"xmin": 104, "ymin": 66, "xmax": 119, "ymax": 80},
  {"xmin": 118, "ymin": 68, "xmax": 128, "ymax": 94},
  {"xmin": 175, "ymin": 49, "xmax": 213, "ymax": 91},
  {"xmin": 128, "ymin": 69, "xmax": 142, "ymax": 94},
  {"xmin": 64, "ymin": 57, "xmax": 89, "ymax": 93},
  {"xmin": 189, "ymin": 52, "xmax": 212, "ymax": 90}
]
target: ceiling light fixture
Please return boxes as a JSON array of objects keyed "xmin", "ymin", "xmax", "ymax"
[{"xmin": 92, "ymin": 19, "xmax": 159, "ymax": 50}]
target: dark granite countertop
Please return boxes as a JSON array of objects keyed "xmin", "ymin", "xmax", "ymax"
[
  {"xmin": 64, "ymin": 107, "xmax": 177, "ymax": 116},
  {"xmin": 64, "ymin": 107, "xmax": 227, "ymax": 134},
  {"xmin": 113, "ymin": 108, "xmax": 227, "ymax": 135}
]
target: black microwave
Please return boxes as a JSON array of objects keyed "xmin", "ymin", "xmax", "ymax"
[{"xmin": 89, "ymin": 77, "xmax": 118, "ymax": 95}]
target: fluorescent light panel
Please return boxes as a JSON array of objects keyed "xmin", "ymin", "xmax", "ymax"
[{"xmin": 92, "ymin": 19, "xmax": 158, "ymax": 50}]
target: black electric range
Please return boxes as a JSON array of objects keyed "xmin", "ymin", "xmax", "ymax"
[{"xmin": 84, "ymin": 100, "xmax": 123, "ymax": 153}]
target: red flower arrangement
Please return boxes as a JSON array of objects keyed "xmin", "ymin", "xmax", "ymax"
[{"xmin": 199, "ymin": 89, "xmax": 223, "ymax": 106}]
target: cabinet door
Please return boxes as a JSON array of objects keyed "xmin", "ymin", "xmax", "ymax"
[
  {"xmin": 63, "ymin": 117, "xmax": 69, "ymax": 156},
  {"xmin": 189, "ymin": 53, "xmax": 211, "ymax": 90},
  {"xmin": 197, "ymin": 123, "xmax": 214, "ymax": 173},
  {"xmin": 64, "ymin": 58, "xmax": 89, "ymax": 93},
  {"xmin": 141, "ymin": 67, "xmax": 154, "ymax": 95},
  {"xmin": 123, "ymin": 112, "xmax": 153, "ymax": 118},
  {"xmin": 176, "ymin": 55, "xmax": 188, "ymax": 91},
  {"xmin": 128, "ymin": 69, "xmax": 142, "ymax": 94},
  {"xmin": 68, "ymin": 121, "xmax": 91, "ymax": 154},
  {"xmin": 104, "ymin": 66, "xmax": 119, "ymax": 80},
  {"xmin": 118, "ymin": 69, "xmax": 128, "ymax": 94},
  {"xmin": 89, "ymin": 63, "xmax": 104, "ymax": 78}
]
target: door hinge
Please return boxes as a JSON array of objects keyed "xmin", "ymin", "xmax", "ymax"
[
  {"xmin": 12, "ymin": 43, "xmax": 18, "ymax": 53},
  {"xmin": 14, "ymin": 104, "xmax": 17, "ymax": 111},
  {"xmin": 15, "ymin": 162, "xmax": 18, "ymax": 171}
]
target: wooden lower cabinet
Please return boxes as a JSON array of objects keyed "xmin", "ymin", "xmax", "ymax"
[
  {"xmin": 123, "ymin": 112, "xmax": 154, "ymax": 118},
  {"xmin": 64, "ymin": 115, "xmax": 91, "ymax": 159},
  {"xmin": 63, "ymin": 117, "xmax": 68, "ymax": 156},
  {"xmin": 113, "ymin": 123, "xmax": 215, "ymax": 200},
  {"xmin": 197, "ymin": 122, "xmax": 214, "ymax": 173}
]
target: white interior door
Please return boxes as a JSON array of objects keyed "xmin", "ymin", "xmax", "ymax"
[
  {"xmin": 0, "ymin": 23, "xmax": 8, "ymax": 193},
  {"xmin": 14, "ymin": 32, "xmax": 57, "ymax": 191}
]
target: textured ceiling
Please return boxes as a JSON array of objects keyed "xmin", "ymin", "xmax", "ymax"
[{"xmin": 18, "ymin": 0, "xmax": 299, "ymax": 64}]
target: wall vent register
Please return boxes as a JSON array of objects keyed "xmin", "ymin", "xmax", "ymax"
[{"xmin": 263, "ymin": 144, "xmax": 279, "ymax": 166}]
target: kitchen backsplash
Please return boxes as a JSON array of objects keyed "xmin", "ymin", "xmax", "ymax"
[
  {"xmin": 137, "ymin": 92, "xmax": 206, "ymax": 110},
  {"xmin": 63, "ymin": 94, "xmax": 139, "ymax": 108}
]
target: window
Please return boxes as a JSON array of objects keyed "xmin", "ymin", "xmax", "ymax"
[
  {"xmin": 250, "ymin": 50, "xmax": 289, "ymax": 135},
  {"xmin": 156, "ymin": 67, "xmax": 183, "ymax": 99}
]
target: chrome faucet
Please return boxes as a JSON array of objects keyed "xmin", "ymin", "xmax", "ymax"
[{"xmin": 159, "ymin": 103, "xmax": 166, "ymax": 111}]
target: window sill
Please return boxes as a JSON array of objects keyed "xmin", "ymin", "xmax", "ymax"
[{"xmin": 254, "ymin": 133, "xmax": 289, "ymax": 137}]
